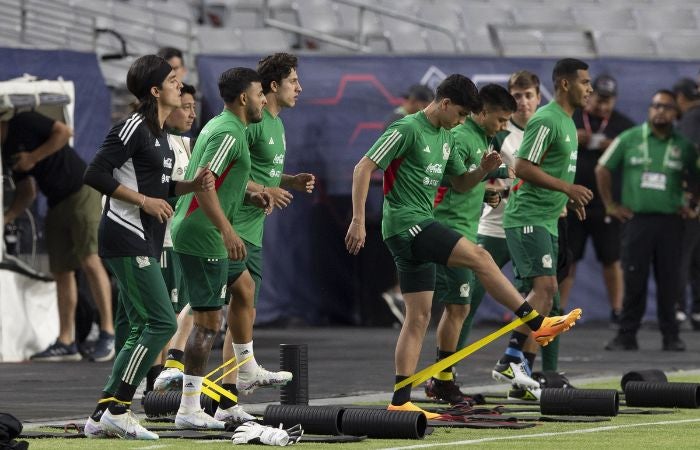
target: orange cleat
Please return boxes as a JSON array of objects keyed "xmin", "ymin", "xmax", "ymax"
[{"xmin": 532, "ymin": 308, "xmax": 582, "ymax": 346}]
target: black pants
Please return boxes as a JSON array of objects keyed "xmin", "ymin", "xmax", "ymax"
[
  {"xmin": 679, "ymin": 219, "xmax": 700, "ymax": 314},
  {"xmin": 619, "ymin": 214, "xmax": 684, "ymax": 338}
]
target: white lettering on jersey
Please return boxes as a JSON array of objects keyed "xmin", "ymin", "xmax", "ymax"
[
  {"xmin": 163, "ymin": 158, "xmax": 173, "ymax": 169},
  {"xmin": 273, "ymin": 153, "xmax": 285, "ymax": 164},
  {"xmin": 161, "ymin": 174, "xmax": 171, "ymax": 184},
  {"xmin": 425, "ymin": 163, "xmax": 443, "ymax": 174}
]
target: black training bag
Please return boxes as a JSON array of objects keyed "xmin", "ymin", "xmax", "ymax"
[{"xmin": 0, "ymin": 413, "xmax": 28, "ymax": 450}]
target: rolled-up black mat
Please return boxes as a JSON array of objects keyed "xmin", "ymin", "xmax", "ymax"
[
  {"xmin": 624, "ymin": 381, "xmax": 700, "ymax": 408},
  {"xmin": 280, "ymin": 344, "xmax": 309, "ymax": 405},
  {"xmin": 341, "ymin": 408, "xmax": 426, "ymax": 439},
  {"xmin": 263, "ymin": 405, "xmax": 344, "ymax": 435},
  {"xmin": 620, "ymin": 370, "xmax": 668, "ymax": 390},
  {"xmin": 143, "ymin": 391, "xmax": 218, "ymax": 417},
  {"xmin": 532, "ymin": 371, "xmax": 574, "ymax": 389},
  {"xmin": 540, "ymin": 388, "xmax": 619, "ymax": 416}
]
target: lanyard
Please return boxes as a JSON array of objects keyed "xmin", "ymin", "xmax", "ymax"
[
  {"xmin": 582, "ymin": 111, "xmax": 609, "ymax": 135},
  {"xmin": 641, "ymin": 122, "xmax": 673, "ymax": 171}
]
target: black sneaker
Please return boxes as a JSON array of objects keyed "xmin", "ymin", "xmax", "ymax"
[
  {"xmin": 30, "ymin": 340, "xmax": 82, "ymax": 362},
  {"xmin": 604, "ymin": 334, "xmax": 638, "ymax": 351},
  {"xmin": 89, "ymin": 331, "xmax": 115, "ymax": 362},
  {"xmin": 662, "ymin": 336, "xmax": 686, "ymax": 352},
  {"xmin": 424, "ymin": 378, "xmax": 479, "ymax": 406}
]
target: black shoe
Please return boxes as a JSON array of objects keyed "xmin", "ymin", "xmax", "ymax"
[
  {"xmin": 662, "ymin": 336, "xmax": 686, "ymax": 351},
  {"xmin": 604, "ymin": 334, "xmax": 638, "ymax": 351},
  {"xmin": 425, "ymin": 378, "xmax": 480, "ymax": 406}
]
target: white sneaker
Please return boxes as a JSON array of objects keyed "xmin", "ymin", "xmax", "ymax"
[
  {"xmin": 491, "ymin": 361, "xmax": 540, "ymax": 390},
  {"xmin": 175, "ymin": 408, "xmax": 226, "ymax": 430},
  {"xmin": 153, "ymin": 367, "xmax": 184, "ymax": 391},
  {"xmin": 100, "ymin": 410, "xmax": 159, "ymax": 440},
  {"xmin": 237, "ymin": 366, "xmax": 293, "ymax": 395},
  {"xmin": 214, "ymin": 404, "xmax": 256, "ymax": 424},
  {"xmin": 84, "ymin": 416, "xmax": 116, "ymax": 439}
]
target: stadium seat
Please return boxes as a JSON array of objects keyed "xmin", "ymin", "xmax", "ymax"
[
  {"xmin": 572, "ymin": 7, "xmax": 637, "ymax": 31},
  {"xmin": 633, "ymin": 7, "xmax": 698, "ymax": 31},
  {"xmin": 594, "ymin": 30, "xmax": 657, "ymax": 58},
  {"xmin": 656, "ymin": 31, "xmax": 700, "ymax": 59},
  {"xmin": 196, "ymin": 26, "xmax": 244, "ymax": 54}
]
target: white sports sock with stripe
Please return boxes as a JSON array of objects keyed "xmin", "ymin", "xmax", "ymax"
[
  {"xmin": 233, "ymin": 341, "xmax": 258, "ymax": 373},
  {"xmin": 180, "ymin": 374, "xmax": 203, "ymax": 412}
]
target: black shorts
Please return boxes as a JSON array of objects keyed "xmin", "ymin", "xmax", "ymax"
[
  {"xmin": 567, "ymin": 207, "xmax": 621, "ymax": 265},
  {"xmin": 384, "ymin": 220, "xmax": 462, "ymax": 293}
]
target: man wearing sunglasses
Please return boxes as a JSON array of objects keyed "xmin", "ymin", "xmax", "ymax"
[{"xmin": 597, "ymin": 89, "xmax": 700, "ymax": 352}]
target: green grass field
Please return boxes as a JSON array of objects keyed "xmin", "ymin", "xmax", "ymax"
[{"xmin": 20, "ymin": 373, "xmax": 700, "ymax": 449}]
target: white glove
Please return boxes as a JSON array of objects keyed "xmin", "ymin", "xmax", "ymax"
[{"xmin": 231, "ymin": 421, "xmax": 303, "ymax": 446}]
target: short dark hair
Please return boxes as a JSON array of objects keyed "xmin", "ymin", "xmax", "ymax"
[
  {"xmin": 218, "ymin": 67, "xmax": 262, "ymax": 104},
  {"xmin": 479, "ymin": 84, "xmax": 517, "ymax": 113},
  {"xmin": 257, "ymin": 53, "xmax": 298, "ymax": 94},
  {"xmin": 508, "ymin": 70, "xmax": 540, "ymax": 95},
  {"xmin": 157, "ymin": 46, "xmax": 184, "ymax": 62},
  {"xmin": 181, "ymin": 83, "xmax": 196, "ymax": 97},
  {"xmin": 654, "ymin": 89, "xmax": 676, "ymax": 101},
  {"xmin": 552, "ymin": 58, "xmax": 589, "ymax": 87},
  {"xmin": 435, "ymin": 74, "xmax": 482, "ymax": 112}
]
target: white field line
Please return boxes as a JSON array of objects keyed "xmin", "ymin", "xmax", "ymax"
[{"xmin": 380, "ymin": 418, "xmax": 700, "ymax": 450}]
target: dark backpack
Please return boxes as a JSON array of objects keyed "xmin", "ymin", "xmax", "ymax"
[{"xmin": 0, "ymin": 413, "xmax": 28, "ymax": 450}]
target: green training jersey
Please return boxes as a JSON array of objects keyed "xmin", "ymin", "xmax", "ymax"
[
  {"xmin": 234, "ymin": 108, "xmax": 286, "ymax": 247},
  {"xmin": 433, "ymin": 117, "xmax": 490, "ymax": 242},
  {"xmin": 599, "ymin": 123, "xmax": 699, "ymax": 214},
  {"xmin": 366, "ymin": 111, "xmax": 468, "ymax": 239},
  {"xmin": 503, "ymin": 101, "xmax": 578, "ymax": 236},
  {"xmin": 171, "ymin": 109, "xmax": 251, "ymax": 258}
]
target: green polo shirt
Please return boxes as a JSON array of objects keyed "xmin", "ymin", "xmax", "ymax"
[
  {"xmin": 599, "ymin": 123, "xmax": 700, "ymax": 214},
  {"xmin": 433, "ymin": 117, "xmax": 490, "ymax": 242}
]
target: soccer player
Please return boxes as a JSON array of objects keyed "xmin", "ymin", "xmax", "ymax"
[
  {"xmin": 83, "ymin": 55, "xmax": 214, "ymax": 440},
  {"xmin": 425, "ymin": 83, "xmax": 517, "ymax": 404},
  {"xmin": 345, "ymin": 74, "xmax": 582, "ymax": 418},
  {"xmin": 491, "ymin": 59, "xmax": 593, "ymax": 398},
  {"xmin": 168, "ymin": 67, "xmax": 270, "ymax": 429}
]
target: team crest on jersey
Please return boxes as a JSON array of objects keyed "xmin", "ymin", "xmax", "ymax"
[
  {"xmin": 163, "ymin": 158, "xmax": 173, "ymax": 169},
  {"xmin": 171, "ymin": 288, "xmax": 178, "ymax": 303},
  {"xmin": 442, "ymin": 143, "xmax": 451, "ymax": 160},
  {"xmin": 136, "ymin": 256, "xmax": 150, "ymax": 268},
  {"xmin": 542, "ymin": 254, "xmax": 553, "ymax": 269}
]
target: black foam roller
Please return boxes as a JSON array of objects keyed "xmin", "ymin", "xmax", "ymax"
[
  {"xmin": 280, "ymin": 344, "xmax": 309, "ymax": 405},
  {"xmin": 263, "ymin": 405, "xmax": 344, "ymax": 435},
  {"xmin": 540, "ymin": 388, "xmax": 619, "ymax": 416},
  {"xmin": 624, "ymin": 381, "xmax": 700, "ymax": 408},
  {"xmin": 620, "ymin": 369, "xmax": 668, "ymax": 390},
  {"xmin": 341, "ymin": 408, "xmax": 426, "ymax": 439},
  {"xmin": 143, "ymin": 391, "xmax": 218, "ymax": 418}
]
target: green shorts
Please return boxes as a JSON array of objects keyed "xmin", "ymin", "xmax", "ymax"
[
  {"xmin": 434, "ymin": 265, "xmax": 474, "ymax": 305},
  {"xmin": 505, "ymin": 225, "xmax": 558, "ymax": 293},
  {"xmin": 477, "ymin": 234, "xmax": 511, "ymax": 268},
  {"xmin": 227, "ymin": 241, "xmax": 263, "ymax": 306},
  {"xmin": 384, "ymin": 219, "xmax": 462, "ymax": 294},
  {"xmin": 45, "ymin": 185, "xmax": 102, "ymax": 273},
  {"xmin": 160, "ymin": 247, "xmax": 187, "ymax": 313},
  {"xmin": 174, "ymin": 252, "xmax": 228, "ymax": 310}
]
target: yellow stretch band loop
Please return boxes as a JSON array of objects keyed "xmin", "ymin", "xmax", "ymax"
[
  {"xmin": 97, "ymin": 397, "xmax": 118, "ymax": 404},
  {"xmin": 394, "ymin": 310, "xmax": 538, "ymax": 391},
  {"xmin": 164, "ymin": 360, "xmax": 185, "ymax": 371},
  {"xmin": 433, "ymin": 371, "xmax": 454, "ymax": 381},
  {"xmin": 201, "ymin": 385, "xmax": 220, "ymax": 403},
  {"xmin": 205, "ymin": 357, "xmax": 237, "ymax": 379},
  {"xmin": 210, "ymin": 355, "xmax": 254, "ymax": 385},
  {"xmin": 202, "ymin": 378, "xmax": 238, "ymax": 403}
]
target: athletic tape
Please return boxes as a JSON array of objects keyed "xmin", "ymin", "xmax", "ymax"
[{"xmin": 394, "ymin": 311, "xmax": 538, "ymax": 391}]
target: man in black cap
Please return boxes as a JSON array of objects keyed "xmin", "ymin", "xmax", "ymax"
[
  {"xmin": 672, "ymin": 78, "xmax": 700, "ymax": 329},
  {"xmin": 559, "ymin": 74, "xmax": 634, "ymax": 324}
]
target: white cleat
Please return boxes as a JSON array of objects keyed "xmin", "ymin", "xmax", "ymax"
[
  {"xmin": 237, "ymin": 366, "xmax": 293, "ymax": 395},
  {"xmin": 84, "ymin": 416, "xmax": 117, "ymax": 439},
  {"xmin": 491, "ymin": 361, "xmax": 541, "ymax": 390},
  {"xmin": 100, "ymin": 410, "xmax": 159, "ymax": 440},
  {"xmin": 214, "ymin": 404, "xmax": 256, "ymax": 424},
  {"xmin": 175, "ymin": 408, "xmax": 226, "ymax": 430},
  {"xmin": 153, "ymin": 367, "xmax": 184, "ymax": 391}
]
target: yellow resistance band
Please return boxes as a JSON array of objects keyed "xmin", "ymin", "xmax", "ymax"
[
  {"xmin": 200, "ymin": 355, "xmax": 254, "ymax": 403},
  {"xmin": 394, "ymin": 310, "xmax": 538, "ymax": 391}
]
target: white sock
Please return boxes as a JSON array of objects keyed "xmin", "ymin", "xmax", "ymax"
[
  {"xmin": 180, "ymin": 374, "xmax": 203, "ymax": 412},
  {"xmin": 233, "ymin": 341, "xmax": 257, "ymax": 373}
]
